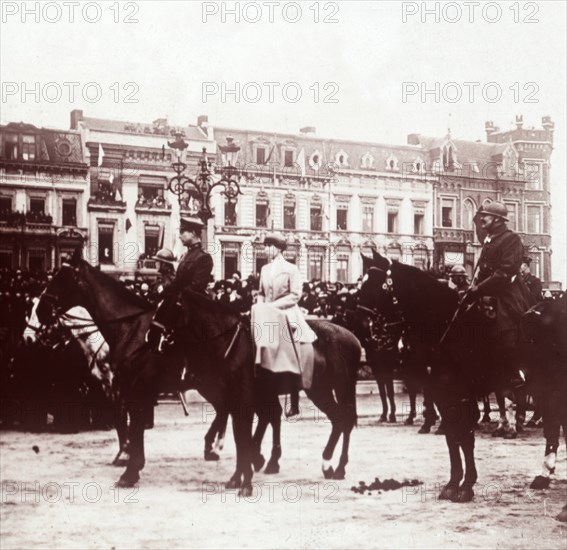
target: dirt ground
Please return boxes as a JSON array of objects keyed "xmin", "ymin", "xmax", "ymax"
[{"xmin": 1, "ymin": 391, "xmax": 566, "ymax": 550}]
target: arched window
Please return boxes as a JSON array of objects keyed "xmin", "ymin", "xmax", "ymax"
[{"xmin": 462, "ymin": 198, "xmax": 476, "ymax": 230}]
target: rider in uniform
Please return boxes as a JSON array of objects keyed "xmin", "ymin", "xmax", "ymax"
[
  {"xmin": 464, "ymin": 202, "xmax": 534, "ymax": 387},
  {"xmin": 448, "ymin": 264, "xmax": 470, "ymax": 297},
  {"xmin": 520, "ymin": 256, "xmax": 543, "ymax": 303},
  {"xmin": 152, "ymin": 248, "xmax": 176, "ymax": 296}
]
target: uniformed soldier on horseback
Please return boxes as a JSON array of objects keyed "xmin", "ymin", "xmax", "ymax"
[
  {"xmin": 462, "ymin": 202, "xmax": 534, "ymax": 387},
  {"xmin": 147, "ymin": 217, "xmax": 213, "ymax": 356}
]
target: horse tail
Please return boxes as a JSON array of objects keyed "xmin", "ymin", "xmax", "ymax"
[{"xmin": 339, "ymin": 331, "xmax": 360, "ymax": 429}]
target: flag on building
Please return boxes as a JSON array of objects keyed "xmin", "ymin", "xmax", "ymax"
[
  {"xmin": 296, "ymin": 147, "xmax": 306, "ymax": 177},
  {"xmin": 98, "ymin": 143, "xmax": 105, "ymax": 167}
]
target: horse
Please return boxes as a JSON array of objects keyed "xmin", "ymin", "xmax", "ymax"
[
  {"xmin": 37, "ymin": 254, "xmax": 361, "ymax": 492},
  {"xmin": 36, "ymin": 255, "xmax": 251, "ymax": 491}
]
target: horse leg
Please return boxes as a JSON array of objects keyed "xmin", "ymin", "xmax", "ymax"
[
  {"xmin": 251, "ymin": 410, "xmax": 269, "ymax": 472},
  {"xmin": 333, "ymin": 388, "xmax": 357, "ymax": 481},
  {"xmin": 419, "ymin": 385, "xmax": 437, "ymax": 434},
  {"xmin": 515, "ymin": 386, "xmax": 527, "ymax": 432},
  {"xmin": 457, "ymin": 427, "xmax": 478, "ymax": 503},
  {"xmin": 481, "ymin": 394, "xmax": 492, "ymax": 423},
  {"xmin": 264, "ymin": 398, "xmax": 282, "ymax": 475},
  {"xmin": 377, "ymin": 377, "xmax": 388, "ymax": 422},
  {"xmin": 502, "ymin": 392, "xmax": 519, "ymax": 439},
  {"xmin": 213, "ymin": 410, "xmax": 228, "ymax": 454},
  {"xmin": 204, "ymin": 410, "xmax": 223, "ymax": 461},
  {"xmin": 226, "ymin": 400, "xmax": 254, "ymax": 497},
  {"xmin": 405, "ymin": 379, "xmax": 417, "ymax": 425},
  {"xmin": 386, "ymin": 374, "xmax": 396, "ymax": 423},
  {"xmin": 112, "ymin": 397, "xmax": 130, "ymax": 467},
  {"xmin": 116, "ymin": 404, "xmax": 146, "ymax": 487},
  {"xmin": 309, "ymin": 389, "xmax": 342, "ymax": 479},
  {"xmin": 439, "ymin": 432, "xmax": 463, "ymax": 502},
  {"xmin": 530, "ymin": 399, "xmax": 560, "ymax": 490},
  {"xmin": 492, "ymin": 391, "xmax": 509, "ymax": 437}
]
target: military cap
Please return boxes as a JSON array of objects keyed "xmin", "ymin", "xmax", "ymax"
[
  {"xmin": 180, "ymin": 217, "xmax": 204, "ymax": 233},
  {"xmin": 450, "ymin": 264, "xmax": 467, "ymax": 276},
  {"xmin": 152, "ymin": 248, "xmax": 176, "ymax": 265},
  {"xmin": 521, "ymin": 256, "xmax": 532, "ymax": 265}
]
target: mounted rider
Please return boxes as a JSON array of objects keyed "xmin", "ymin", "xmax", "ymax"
[
  {"xmin": 147, "ymin": 217, "xmax": 213, "ymax": 351},
  {"xmin": 463, "ymin": 201, "xmax": 534, "ymax": 386},
  {"xmin": 251, "ymin": 232, "xmax": 317, "ymax": 417}
]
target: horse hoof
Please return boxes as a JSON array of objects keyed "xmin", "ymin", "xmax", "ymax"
[
  {"xmin": 439, "ymin": 483, "xmax": 459, "ymax": 502},
  {"xmin": 457, "ymin": 484, "xmax": 474, "ymax": 503},
  {"xmin": 388, "ymin": 414, "xmax": 396, "ymax": 423},
  {"xmin": 418, "ymin": 424, "xmax": 432, "ymax": 434},
  {"xmin": 112, "ymin": 458, "xmax": 129, "ymax": 467},
  {"xmin": 204, "ymin": 451, "xmax": 220, "ymax": 461},
  {"xmin": 556, "ymin": 505, "xmax": 567, "ymax": 522},
  {"xmin": 530, "ymin": 475, "xmax": 551, "ymax": 490},
  {"xmin": 378, "ymin": 414, "xmax": 387, "ymax": 422},
  {"xmin": 323, "ymin": 467, "xmax": 334, "ymax": 479},
  {"xmin": 252, "ymin": 454, "xmax": 265, "ymax": 472},
  {"xmin": 435, "ymin": 424, "xmax": 446, "ymax": 435},
  {"xmin": 225, "ymin": 479, "xmax": 240, "ymax": 490},
  {"xmin": 404, "ymin": 417, "xmax": 414, "ymax": 426},
  {"xmin": 239, "ymin": 484, "xmax": 253, "ymax": 498},
  {"xmin": 333, "ymin": 468, "xmax": 345, "ymax": 480},
  {"xmin": 264, "ymin": 462, "xmax": 280, "ymax": 475},
  {"xmin": 115, "ymin": 475, "xmax": 139, "ymax": 488}
]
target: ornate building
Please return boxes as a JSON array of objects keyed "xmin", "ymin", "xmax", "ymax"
[
  {"xmin": 0, "ymin": 122, "xmax": 88, "ymax": 270},
  {"xmin": 409, "ymin": 115, "xmax": 553, "ymax": 281},
  {"xmin": 211, "ymin": 126, "xmax": 436, "ymax": 282},
  {"xmin": 70, "ymin": 110, "xmax": 216, "ymax": 276}
]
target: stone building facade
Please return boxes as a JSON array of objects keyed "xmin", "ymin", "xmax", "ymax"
[{"xmin": 0, "ymin": 122, "xmax": 88, "ymax": 270}]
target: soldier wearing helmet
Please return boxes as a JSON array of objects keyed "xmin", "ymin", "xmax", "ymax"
[
  {"xmin": 465, "ymin": 201, "xmax": 534, "ymax": 387},
  {"xmin": 448, "ymin": 264, "xmax": 469, "ymax": 296},
  {"xmin": 152, "ymin": 248, "xmax": 177, "ymax": 296}
]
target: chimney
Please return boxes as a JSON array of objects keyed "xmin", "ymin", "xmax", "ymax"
[
  {"xmin": 300, "ymin": 126, "xmax": 316, "ymax": 135},
  {"xmin": 485, "ymin": 121, "xmax": 499, "ymax": 141},
  {"xmin": 515, "ymin": 115, "xmax": 523, "ymax": 129},
  {"xmin": 70, "ymin": 109, "xmax": 83, "ymax": 130},
  {"xmin": 407, "ymin": 133, "xmax": 421, "ymax": 145},
  {"xmin": 198, "ymin": 115, "xmax": 209, "ymax": 128}
]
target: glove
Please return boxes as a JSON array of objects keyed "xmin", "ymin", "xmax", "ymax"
[{"xmin": 460, "ymin": 286, "xmax": 479, "ymax": 305}]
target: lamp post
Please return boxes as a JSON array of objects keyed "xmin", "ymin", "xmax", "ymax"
[{"xmin": 166, "ymin": 131, "xmax": 242, "ymax": 243}]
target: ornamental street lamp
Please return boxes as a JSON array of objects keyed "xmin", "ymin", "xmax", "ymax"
[{"xmin": 166, "ymin": 131, "xmax": 242, "ymax": 224}]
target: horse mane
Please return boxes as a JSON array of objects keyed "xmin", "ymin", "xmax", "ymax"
[{"xmin": 78, "ymin": 260, "xmax": 153, "ymax": 313}]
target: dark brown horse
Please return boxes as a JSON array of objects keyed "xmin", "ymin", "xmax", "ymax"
[{"xmin": 37, "ymin": 254, "xmax": 361, "ymax": 493}]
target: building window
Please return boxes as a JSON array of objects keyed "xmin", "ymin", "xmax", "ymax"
[
  {"xmin": 0, "ymin": 196, "xmax": 12, "ymax": 213},
  {"xmin": 256, "ymin": 203, "xmax": 269, "ymax": 228},
  {"xmin": 144, "ymin": 225, "xmax": 160, "ymax": 258},
  {"xmin": 28, "ymin": 249, "xmax": 45, "ymax": 271},
  {"xmin": 98, "ymin": 223, "xmax": 114, "ymax": 264},
  {"xmin": 137, "ymin": 185, "xmax": 167, "ymax": 208},
  {"xmin": 256, "ymin": 147, "xmax": 266, "ymax": 165},
  {"xmin": 22, "ymin": 135, "xmax": 36, "ymax": 161},
  {"xmin": 504, "ymin": 203, "xmax": 517, "ymax": 231},
  {"xmin": 462, "ymin": 199, "xmax": 476, "ymax": 230},
  {"xmin": 362, "ymin": 206, "xmax": 374, "ymax": 233},
  {"xmin": 284, "ymin": 150, "xmax": 294, "ymax": 167},
  {"xmin": 224, "ymin": 198, "xmax": 237, "ymax": 226},
  {"xmin": 387, "ymin": 212, "xmax": 398, "ymax": 233},
  {"xmin": 223, "ymin": 244, "xmax": 240, "ymax": 279},
  {"xmin": 0, "ymin": 250, "xmax": 13, "ymax": 269},
  {"xmin": 525, "ymin": 162, "xmax": 542, "ymax": 190},
  {"xmin": 284, "ymin": 204, "xmax": 296, "ymax": 230},
  {"xmin": 62, "ymin": 199, "xmax": 77, "ymax": 226},
  {"xmin": 336, "ymin": 257, "xmax": 349, "ymax": 283},
  {"xmin": 441, "ymin": 199, "xmax": 454, "ymax": 228},
  {"xmin": 310, "ymin": 206, "xmax": 322, "ymax": 231},
  {"xmin": 414, "ymin": 213, "xmax": 424, "ymax": 235},
  {"xmin": 308, "ymin": 249, "xmax": 324, "ymax": 280},
  {"xmin": 30, "ymin": 198, "xmax": 45, "ymax": 214},
  {"xmin": 336, "ymin": 208, "xmax": 348, "ymax": 231},
  {"xmin": 4, "ymin": 134, "xmax": 18, "ymax": 160},
  {"xmin": 527, "ymin": 205, "xmax": 542, "ymax": 233}
]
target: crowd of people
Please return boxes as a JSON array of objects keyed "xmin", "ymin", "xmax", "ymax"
[{"xmin": 0, "ymin": 209, "xmax": 53, "ymax": 226}]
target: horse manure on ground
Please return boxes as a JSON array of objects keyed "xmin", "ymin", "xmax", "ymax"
[
  {"xmin": 32, "ymin": 445, "xmax": 39, "ymax": 454},
  {"xmin": 351, "ymin": 478, "xmax": 422, "ymax": 495}
]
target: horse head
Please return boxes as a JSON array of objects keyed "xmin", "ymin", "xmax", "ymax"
[{"xmin": 36, "ymin": 262, "xmax": 84, "ymax": 326}]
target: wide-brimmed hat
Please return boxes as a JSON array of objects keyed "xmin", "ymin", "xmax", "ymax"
[
  {"xmin": 264, "ymin": 232, "xmax": 287, "ymax": 250},
  {"xmin": 476, "ymin": 201, "xmax": 509, "ymax": 221},
  {"xmin": 180, "ymin": 217, "xmax": 204, "ymax": 233}
]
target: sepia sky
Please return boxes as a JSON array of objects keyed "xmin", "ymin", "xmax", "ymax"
[{"xmin": 1, "ymin": 0, "xmax": 565, "ymax": 281}]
